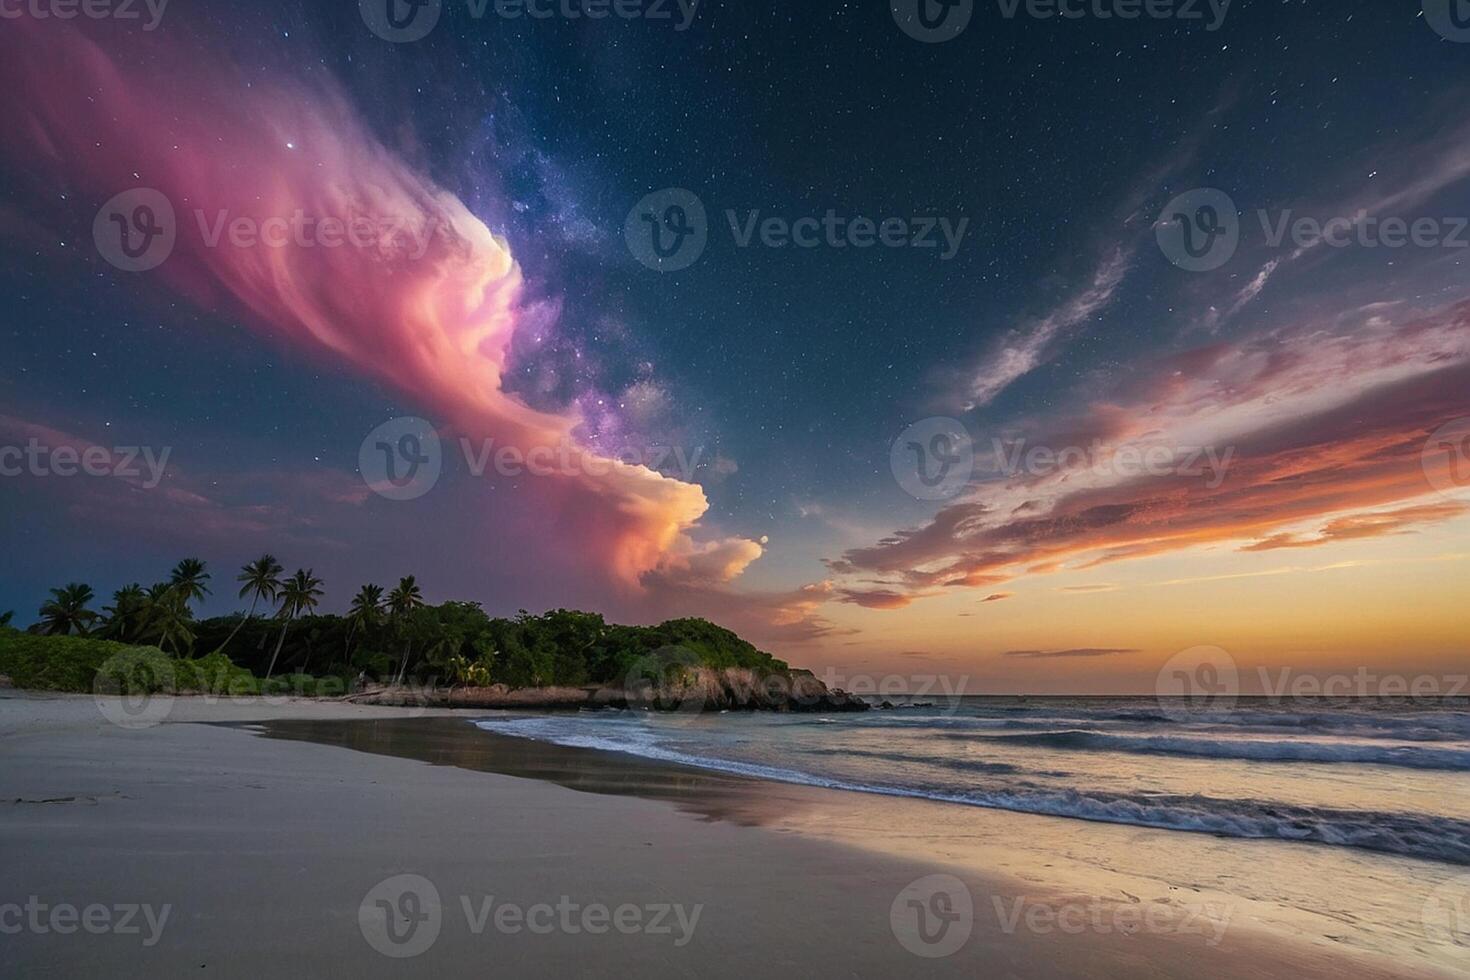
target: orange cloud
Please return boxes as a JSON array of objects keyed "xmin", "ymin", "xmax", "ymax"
[
  {"xmin": 1240, "ymin": 502, "xmax": 1470, "ymax": 551},
  {"xmin": 832, "ymin": 303, "xmax": 1470, "ymax": 607},
  {"xmin": 0, "ymin": 21, "xmax": 755, "ymax": 592}
]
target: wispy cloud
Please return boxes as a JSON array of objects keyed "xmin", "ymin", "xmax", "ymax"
[
  {"xmin": 1239, "ymin": 501, "xmax": 1470, "ymax": 551},
  {"xmin": 962, "ymin": 246, "xmax": 1132, "ymax": 410},
  {"xmin": 1002, "ymin": 648, "xmax": 1139, "ymax": 659},
  {"xmin": 831, "ymin": 300, "xmax": 1470, "ymax": 609}
]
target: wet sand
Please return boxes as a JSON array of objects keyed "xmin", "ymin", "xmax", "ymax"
[{"xmin": 0, "ymin": 693, "xmax": 1458, "ymax": 978}]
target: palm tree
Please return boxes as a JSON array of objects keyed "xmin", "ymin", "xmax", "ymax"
[
  {"xmin": 169, "ymin": 558, "xmax": 212, "ymax": 611},
  {"xmin": 216, "ymin": 555, "xmax": 283, "ymax": 654},
  {"xmin": 344, "ymin": 584, "xmax": 385, "ymax": 664},
  {"xmin": 387, "ymin": 576, "xmax": 424, "ymax": 686},
  {"xmin": 140, "ymin": 582, "xmax": 194, "ymax": 655},
  {"xmin": 265, "ymin": 569, "xmax": 324, "ymax": 680},
  {"xmin": 100, "ymin": 584, "xmax": 147, "ymax": 642},
  {"xmin": 38, "ymin": 583, "xmax": 99, "ymax": 636}
]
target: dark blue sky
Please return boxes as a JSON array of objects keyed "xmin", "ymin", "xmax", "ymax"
[{"xmin": 3, "ymin": 2, "xmax": 1469, "ymax": 666}]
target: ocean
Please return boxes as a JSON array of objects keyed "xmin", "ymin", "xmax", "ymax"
[{"xmin": 474, "ymin": 696, "xmax": 1470, "ymax": 867}]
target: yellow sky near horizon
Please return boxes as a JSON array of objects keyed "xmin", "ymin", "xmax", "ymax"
[{"xmin": 799, "ymin": 505, "xmax": 1470, "ymax": 696}]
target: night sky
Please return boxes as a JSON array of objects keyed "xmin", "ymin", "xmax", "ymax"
[{"xmin": 2, "ymin": 2, "xmax": 1468, "ymax": 690}]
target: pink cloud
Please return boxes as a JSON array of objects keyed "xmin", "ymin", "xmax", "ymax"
[
  {"xmin": 0, "ymin": 20, "xmax": 757, "ymax": 594},
  {"xmin": 832, "ymin": 301, "xmax": 1470, "ymax": 605}
]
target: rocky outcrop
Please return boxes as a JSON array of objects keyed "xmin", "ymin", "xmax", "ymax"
[
  {"xmin": 352, "ymin": 667, "xmax": 868, "ymax": 713},
  {"xmin": 602, "ymin": 667, "xmax": 868, "ymax": 713}
]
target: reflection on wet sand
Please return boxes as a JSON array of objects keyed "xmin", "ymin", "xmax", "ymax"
[
  {"xmin": 240, "ymin": 712, "xmax": 1470, "ymax": 980},
  {"xmin": 247, "ymin": 715, "xmax": 814, "ymax": 827}
]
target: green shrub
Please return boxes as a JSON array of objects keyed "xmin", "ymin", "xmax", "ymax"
[
  {"xmin": 0, "ymin": 632, "xmax": 149, "ymax": 692},
  {"xmin": 257, "ymin": 673, "xmax": 351, "ymax": 698},
  {"xmin": 172, "ymin": 651, "xmax": 259, "ymax": 696},
  {"xmin": 0, "ymin": 633, "xmax": 259, "ymax": 696}
]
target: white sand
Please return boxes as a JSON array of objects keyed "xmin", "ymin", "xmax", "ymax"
[{"xmin": 0, "ymin": 693, "xmax": 1455, "ymax": 978}]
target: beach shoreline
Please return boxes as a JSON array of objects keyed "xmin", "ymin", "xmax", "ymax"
[{"xmin": 0, "ymin": 692, "xmax": 1461, "ymax": 978}]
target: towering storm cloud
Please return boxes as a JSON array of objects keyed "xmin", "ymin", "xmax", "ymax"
[{"xmin": 0, "ymin": 19, "xmax": 756, "ymax": 590}]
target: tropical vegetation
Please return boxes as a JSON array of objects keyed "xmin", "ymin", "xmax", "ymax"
[{"xmin": 0, "ymin": 555, "xmax": 792, "ymax": 695}]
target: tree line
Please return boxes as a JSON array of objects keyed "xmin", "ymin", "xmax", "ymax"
[{"xmin": 6, "ymin": 555, "xmax": 789, "ymax": 688}]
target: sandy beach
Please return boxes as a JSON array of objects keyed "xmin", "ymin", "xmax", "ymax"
[{"xmin": 0, "ymin": 692, "xmax": 1460, "ymax": 979}]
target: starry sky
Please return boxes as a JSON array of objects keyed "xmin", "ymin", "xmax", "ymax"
[{"xmin": 2, "ymin": 2, "xmax": 1468, "ymax": 692}]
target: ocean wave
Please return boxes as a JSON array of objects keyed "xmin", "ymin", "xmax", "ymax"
[
  {"xmin": 837, "ymin": 706, "xmax": 1470, "ymax": 742},
  {"xmin": 471, "ymin": 718, "xmax": 1470, "ymax": 865},
  {"xmin": 802, "ymin": 745, "xmax": 1025, "ymax": 775},
  {"xmin": 965, "ymin": 730, "xmax": 1470, "ymax": 770}
]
